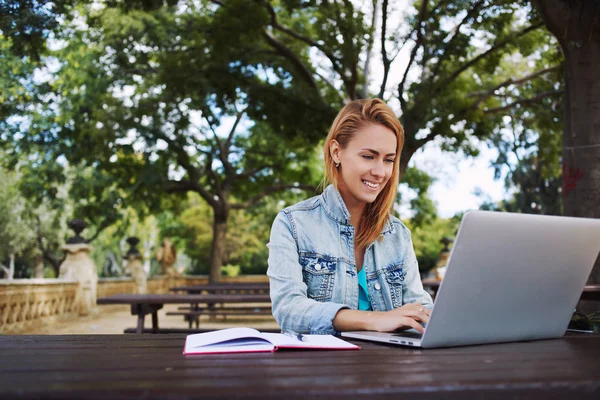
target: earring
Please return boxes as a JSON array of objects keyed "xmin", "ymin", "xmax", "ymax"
[{"xmin": 335, "ymin": 162, "xmax": 340, "ymax": 168}]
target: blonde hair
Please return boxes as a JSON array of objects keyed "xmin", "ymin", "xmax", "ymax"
[{"xmin": 322, "ymin": 98, "xmax": 405, "ymax": 250}]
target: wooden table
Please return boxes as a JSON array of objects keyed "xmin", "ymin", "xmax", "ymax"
[
  {"xmin": 169, "ymin": 282, "xmax": 270, "ymax": 295},
  {"xmin": 1, "ymin": 334, "xmax": 599, "ymax": 399},
  {"xmin": 97, "ymin": 294, "xmax": 272, "ymax": 334}
]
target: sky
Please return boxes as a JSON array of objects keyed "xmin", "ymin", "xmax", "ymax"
[{"xmin": 405, "ymin": 140, "xmax": 508, "ymax": 218}]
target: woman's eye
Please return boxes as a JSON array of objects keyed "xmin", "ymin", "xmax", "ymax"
[
  {"xmin": 385, "ymin": 159, "xmax": 395, "ymax": 163},
  {"xmin": 362, "ymin": 155, "xmax": 374, "ymax": 160}
]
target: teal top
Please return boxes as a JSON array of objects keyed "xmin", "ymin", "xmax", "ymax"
[{"xmin": 357, "ymin": 267, "xmax": 372, "ymax": 311}]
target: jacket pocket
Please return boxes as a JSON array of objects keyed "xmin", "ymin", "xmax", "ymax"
[
  {"xmin": 299, "ymin": 252, "xmax": 337, "ymax": 301},
  {"xmin": 383, "ymin": 263, "xmax": 406, "ymax": 308}
]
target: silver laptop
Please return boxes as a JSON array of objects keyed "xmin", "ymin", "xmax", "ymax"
[{"xmin": 342, "ymin": 210, "xmax": 600, "ymax": 348}]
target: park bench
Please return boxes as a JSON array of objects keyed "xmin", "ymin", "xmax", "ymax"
[{"xmin": 168, "ymin": 283, "xmax": 272, "ymax": 327}]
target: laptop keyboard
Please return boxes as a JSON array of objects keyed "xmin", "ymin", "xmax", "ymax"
[{"xmin": 391, "ymin": 331, "xmax": 423, "ymax": 339}]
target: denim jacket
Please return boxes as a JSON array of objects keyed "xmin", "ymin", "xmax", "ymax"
[{"xmin": 267, "ymin": 184, "xmax": 433, "ymax": 334}]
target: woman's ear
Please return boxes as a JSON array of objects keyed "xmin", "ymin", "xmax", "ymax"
[{"xmin": 330, "ymin": 140, "xmax": 341, "ymax": 164}]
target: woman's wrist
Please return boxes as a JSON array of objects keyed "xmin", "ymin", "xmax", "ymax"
[{"xmin": 333, "ymin": 309, "xmax": 383, "ymax": 332}]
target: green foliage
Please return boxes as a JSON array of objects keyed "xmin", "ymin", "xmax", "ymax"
[
  {"xmin": 404, "ymin": 214, "xmax": 462, "ymax": 274},
  {"xmin": 221, "ymin": 264, "xmax": 240, "ymax": 277},
  {"xmin": 0, "ymin": 163, "xmax": 68, "ymax": 278},
  {"xmin": 0, "ymin": 168, "xmax": 34, "ymax": 262},
  {"xmin": 0, "ymin": 0, "xmax": 78, "ymax": 62},
  {"xmin": 399, "ymin": 166, "xmax": 438, "ymax": 228}
]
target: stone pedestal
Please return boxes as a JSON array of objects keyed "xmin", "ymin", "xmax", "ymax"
[
  {"xmin": 156, "ymin": 238, "xmax": 177, "ymax": 276},
  {"xmin": 434, "ymin": 251, "xmax": 449, "ymax": 280},
  {"xmin": 125, "ymin": 255, "xmax": 147, "ymax": 294},
  {"xmin": 59, "ymin": 243, "xmax": 98, "ymax": 316}
]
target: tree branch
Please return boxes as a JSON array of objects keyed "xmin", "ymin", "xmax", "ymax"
[
  {"xmin": 237, "ymin": 166, "xmax": 271, "ymax": 179},
  {"xmin": 468, "ymin": 66, "xmax": 560, "ymax": 98},
  {"xmin": 164, "ymin": 179, "xmax": 219, "ymax": 208},
  {"xmin": 452, "ymin": 66, "xmax": 562, "ymax": 116},
  {"xmin": 398, "ymin": 0, "xmax": 429, "ymax": 111},
  {"xmin": 340, "ymin": 0, "xmax": 360, "ymax": 99},
  {"xmin": 416, "ymin": 131, "xmax": 438, "ymax": 148},
  {"xmin": 202, "ymin": 150, "xmax": 224, "ymax": 198},
  {"xmin": 436, "ymin": 22, "xmax": 544, "ymax": 93},
  {"xmin": 430, "ymin": 0, "xmax": 486, "ymax": 81},
  {"xmin": 226, "ymin": 109, "xmax": 245, "ymax": 150},
  {"xmin": 363, "ymin": 0, "xmax": 379, "ymax": 97},
  {"xmin": 484, "ymin": 90, "xmax": 563, "ymax": 114},
  {"xmin": 231, "ymin": 184, "xmax": 317, "ymax": 209},
  {"xmin": 262, "ymin": 30, "xmax": 319, "ymax": 90},
  {"xmin": 378, "ymin": 0, "xmax": 390, "ymax": 99},
  {"xmin": 254, "ymin": 0, "xmax": 346, "ymax": 92},
  {"xmin": 86, "ymin": 218, "xmax": 114, "ymax": 244},
  {"xmin": 155, "ymin": 130, "xmax": 202, "ymax": 185}
]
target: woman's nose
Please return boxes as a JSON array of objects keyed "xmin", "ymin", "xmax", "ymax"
[{"xmin": 371, "ymin": 161, "xmax": 385, "ymax": 177}]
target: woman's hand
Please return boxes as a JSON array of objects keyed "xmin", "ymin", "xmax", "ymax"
[
  {"xmin": 333, "ymin": 303, "xmax": 431, "ymax": 333},
  {"xmin": 365, "ymin": 303, "xmax": 431, "ymax": 333}
]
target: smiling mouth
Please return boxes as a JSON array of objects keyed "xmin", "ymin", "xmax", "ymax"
[{"xmin": 362, "ymin": 180, "xmax": 380, "ymax": 190}]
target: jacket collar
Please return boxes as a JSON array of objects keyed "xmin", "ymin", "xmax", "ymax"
[
  {"xmin": 321, "ymin": 184, "xmax": 394, "ymax": 235},
  {"xmin": 321, "ymin": 184, "xmax": 352, "ymax": 225}
]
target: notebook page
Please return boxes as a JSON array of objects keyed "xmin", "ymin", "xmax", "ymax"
[
  {"xmin": 261, "ymin": 333, "xmax": 359, "ymax": 349},
  {"xmin": 185, "ymin": 327, "xmax": 268, "ymax": 350}
]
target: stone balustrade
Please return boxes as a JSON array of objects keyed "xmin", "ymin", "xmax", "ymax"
[
  {"xmin": 0, "ymin": 274, "xmax": 269, "ymax": 334},
  {"xmin": 0, "ymin": 279, "xmax": 80, "ymax": 334}
]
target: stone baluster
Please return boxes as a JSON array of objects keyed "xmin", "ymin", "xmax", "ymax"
[
  {"xmin": 124, "ymin": 237, "xmax": 147, "ymax": 294},
  {"xmin": 58, "ymin": 219, "xmax": 98, "ymax": 316},
  {"xmin": 434, "ymin": 236, "xmax": 453, "ymax": 281}
]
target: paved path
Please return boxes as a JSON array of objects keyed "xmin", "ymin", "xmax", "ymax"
[{"xmin": 25, "ymin": 304, "xmax": 280, "ymax": 334}]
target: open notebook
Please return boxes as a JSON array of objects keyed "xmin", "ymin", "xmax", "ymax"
[{"xmin": 183, "ymin": 327, "xmax": 360, "ymax": 354}]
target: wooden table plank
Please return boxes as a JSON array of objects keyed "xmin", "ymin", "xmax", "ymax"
[
  {"xmin": 169, "ymin": 283, "xmax": 270, "ymax": 294},
  {"xmin": 97, "ymin": 294, "xmax": 272, "ymax": 305}
]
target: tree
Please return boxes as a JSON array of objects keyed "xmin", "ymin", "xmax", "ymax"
[
  {"xmin": 3, "ymin": 1, "xmax": 330, "ymax": 281},
  {"xmin": 530, "ymin": 1, "xmax": 600, "ymax": 303},
  {"xmin": 0, "ymin": 168, "xmax": 38, "ymax": 279}
]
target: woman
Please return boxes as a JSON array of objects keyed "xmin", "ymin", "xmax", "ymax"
[{"xmin": 267, "ymin": 98, "xmax": 433, "ymax": 335}]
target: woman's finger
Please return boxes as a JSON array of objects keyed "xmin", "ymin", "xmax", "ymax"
[
  {"xmin": 412, "ymin": 304, "xmax": 431, "ymax": 316},
  {"xmin": 405, "ymin": 309, "xmax": 430, "ymax": 324},
  {"xmin": 400, "ymin": 317, "xmax": 424, "ymax": 333}
]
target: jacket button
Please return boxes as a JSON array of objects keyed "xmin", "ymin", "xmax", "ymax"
[
  {"xmin": 374, "ymin": 282, "xmax": 381, "ymax": 290},
  {"xmin": 315, "ymin": 263, "xmax": 322, "ymax": 271}
]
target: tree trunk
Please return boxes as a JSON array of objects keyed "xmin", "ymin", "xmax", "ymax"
[
  {"xmin": 399, "ymin": 146, "xmax": 417, "ymax": 179},
  {"xmin": 8, "ymin": 253, "xmax": 15, "ymax": 281},
  {"xmin": 533, "ymin": 0, "xmax": 600, "ymax": 313},
  {"xmin": 209, "ymin": 205, "xmax": 229, "ymax": 283}
]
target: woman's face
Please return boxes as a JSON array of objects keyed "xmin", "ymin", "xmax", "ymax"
[{"xmin": 331, "ymin": 123, "xmax": 397, "ymax": 210}]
